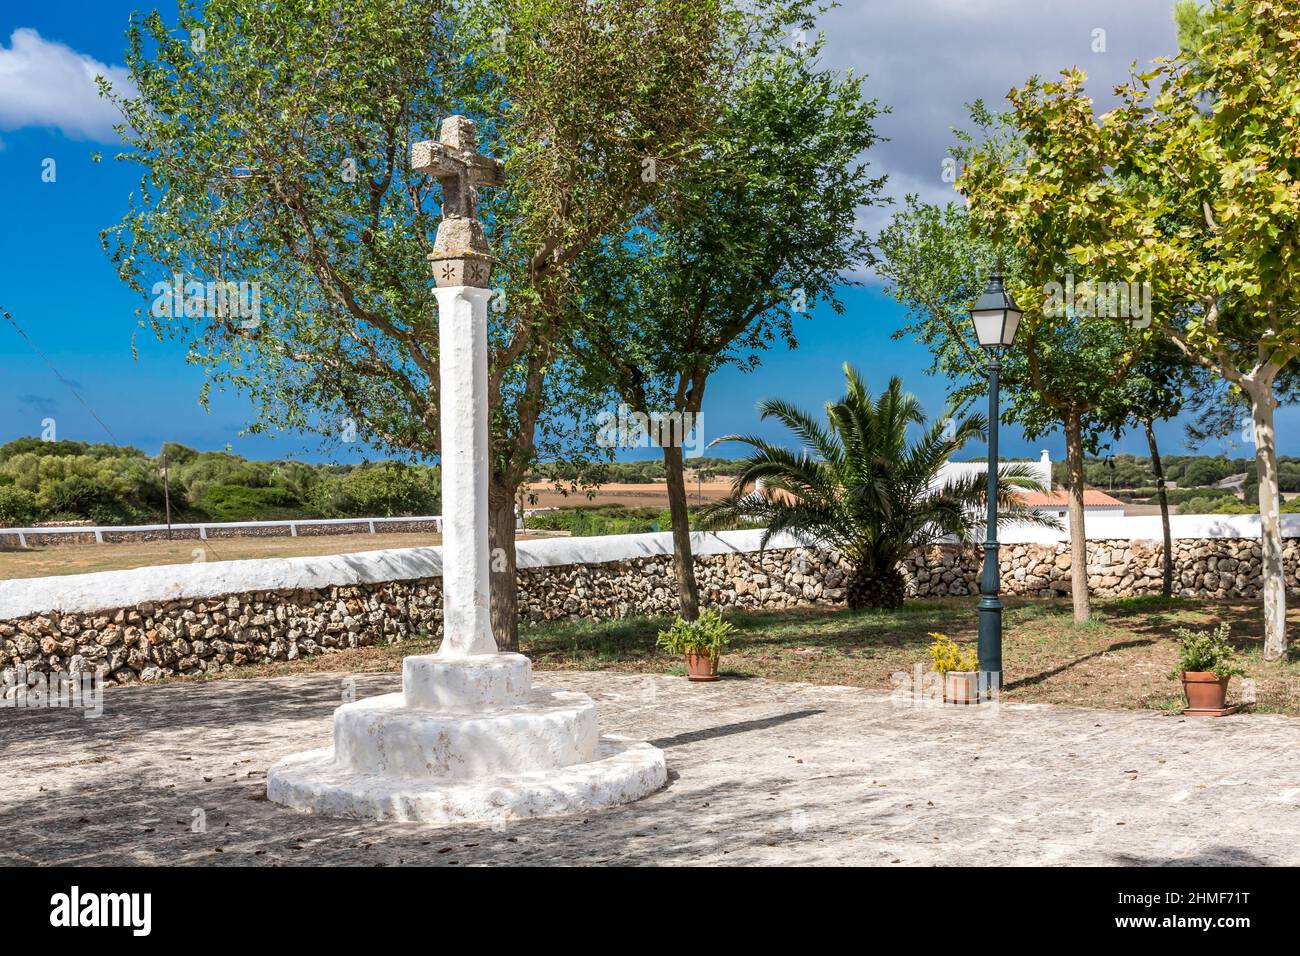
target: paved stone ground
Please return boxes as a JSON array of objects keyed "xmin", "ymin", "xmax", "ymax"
[{"xmin": 3, "ymin": 671, "xmax": 1299, "ymax": 866}]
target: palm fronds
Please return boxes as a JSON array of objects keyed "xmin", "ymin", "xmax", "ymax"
[{"xmin": 699, "ymin": 364, "xmax": 1063, "ymax": 607}]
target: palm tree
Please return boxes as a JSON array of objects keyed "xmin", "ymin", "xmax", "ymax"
[{"xmin": 700, "ymin": 365, "xmax": 1059, "ymax": 609}]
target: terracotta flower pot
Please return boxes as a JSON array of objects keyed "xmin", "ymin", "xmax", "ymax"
[
  {"xmin": 685, "ymin": 651, "xmax": 719, "ymax": 682},
  {"xmin": 1181, "ymin": 671, "xmax": 1230, "ymax": 714},
  {"xmin": 943, "ymin": 670, "xmax": 980, "ymax": 705}
]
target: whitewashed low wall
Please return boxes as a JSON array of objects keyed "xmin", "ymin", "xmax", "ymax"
[
  {"xmin": 0, "ymin": 529, "xmax": 799, "ymax": 620},
  {"xmin": 2, "ymin": 516, "xmax": 1298, "ymax": 686},
  {"xmin": 6, "ymin": 515, "xmax": 1292, "ymax": 621},
  {"xmin": 998, "ymin": 512, "xmax": 1300, "ymax": 544}
]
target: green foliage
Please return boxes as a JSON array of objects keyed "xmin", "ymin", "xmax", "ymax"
[
  {"xmin": 41, "ymin": 476, "xmax": 139, "ymax": 525},
  {"xmin": 1170, "ymin": 623, "xmax": 1245, "ymax": 680},
  {"xmin": 1177, "ymin": 495, "xmax": 1256, "ymax": 515},
  {"xmin": 101, "ymin": 0, "xmax": 735, "ymax": 531},
  {"xmin": 964, "ymin": 1, "xmax": 1300, "ymax": 654},
  {"xmin": 700, "ymin": 365, "xmax": 1060, "ymax": 607},
  {"xmin": 0, "ymin": 437, "xmax": 144, "ymax": 463},
  {"xmin": 567, "ymin": 24, "xmax": 884, "ymax": 423},
  {"xmin": 526, "ymin": 506, "xmax": 672, "ymax": 537},
  {"xmin": 0, "ymin": 486, "xmax": 38, "ymax": 525},
  {"xmin": 1048, "ymin": 453, "xmax": 1298, "ymax": 494},
  {"xmin": 314, "ymin": 462, "xmax": 439, "ymax": 518},
  {"xmin": 0, "ymin": 438, "xmax": 443, "ymax": 525},
  {"xmin": 1, "ymin": 445, "xmax": 166, "ymax": 525},
  {"xmin": 193, "ymin": 484, "xmax": 303, "ymax": 522},
  {"xmin": 927, "ymin": 632, "xmax": 978, "ymax": 674},
  {"xmin": 1173, "ymin": 0, "xmax": 1209, "ymax": 54},
  {"xmin": 655, "ymin": 608, "xmax": 735, "ymax": 661},
  {"xmin": 1163, "ymin": 486, "xmax": 1236, "ymax": 505}
]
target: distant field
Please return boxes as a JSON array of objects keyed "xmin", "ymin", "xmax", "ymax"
[
  {"xmin": 524, "ymin": 481, "xmax": 1169, "ymax": 518},
  {"xmin": 0, "ymin": 531, "xmax": 457, "ymax": 580},
  {"xmin": 524, "ymin": 480, "xmax": 736, "ymax": 510}
]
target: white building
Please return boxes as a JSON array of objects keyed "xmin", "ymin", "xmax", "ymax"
[{"xmin": 934, "ymin": 449, "xmax": 1126, "ymax": 519}]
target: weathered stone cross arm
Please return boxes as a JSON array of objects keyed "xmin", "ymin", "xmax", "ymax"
[
  {"xmin": 410, "ymin": 116, "xmax": 504, "ymax": 222},
  {"xmin": 410, "ymin": 141, "xmax": 504, "ymax": 189}
]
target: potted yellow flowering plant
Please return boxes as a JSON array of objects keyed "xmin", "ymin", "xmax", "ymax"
[{"xmin": 928, "ymin": 632, "xmax": 980, "ymax": 704}]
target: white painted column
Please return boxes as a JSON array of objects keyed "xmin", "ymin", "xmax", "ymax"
[{"xmin": 434, "ymin": 285, "xmax": 497, "ymax": 656}]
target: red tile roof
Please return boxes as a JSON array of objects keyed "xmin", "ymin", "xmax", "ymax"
[{"xmin": 1015, "ymin": 489, "xmax": 1124, "ymax": 507}]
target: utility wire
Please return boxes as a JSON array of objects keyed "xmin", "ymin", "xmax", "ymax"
[{"xmin": 1, "ymin": 304, "xmax": 119, "ymax": 443}]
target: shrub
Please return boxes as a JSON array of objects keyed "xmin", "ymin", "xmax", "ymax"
[
  {"xmin": 338, "ymin": 462, "xmax": 438, "ymax": 517},
  {"xmin": 526, "ymin": 506, "xmax": 672, "ymax": 537},
  {"xmin": 1176, "ymin": 495, "xmax": 1255, "ymax": 515},
  {"xmin": 194, "ymin": 484, "xmax": 304, "ymax": 521},
  {"xmin": 307, "ymin": 463, "xmax": 438, "ymax": 518},
  {"xmin": 0, "ymin": 486, "xmax": 38, "ymax": 526},
  {"xmin": 39, "ymin": 475, "xmax": 145, "ymax": 525}
]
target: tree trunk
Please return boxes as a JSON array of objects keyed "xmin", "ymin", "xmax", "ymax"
[
  {"xmin": 1246, "ymin": 380, "xmax": 1287, "ymax": 661},
  {"xmin": 1144, "ymin": 417, "xmax": 1174, "ymax": 600},
  {"xmin": 488, "ymin": 478, "xmax": 520, "ymax": 652},
  {"xmin": 846, "ymin": 565, "xmax": 906, "ymax": 609},
  {"xmin": 1064, "ymin": 411, "xmax": 1092, "ymax": 624},
  {"xmin": 662, "ymin": 442, "xmax": 700, "ymax": 620}
]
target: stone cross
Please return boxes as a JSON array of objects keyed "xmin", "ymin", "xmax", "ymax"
[
  {"xmin": 411, "ymin": 115, "xmax": 505, "ymax": 656},
  {"xmin": 411, "ymin": 116, "xmax": 504, "ymax": 258}
]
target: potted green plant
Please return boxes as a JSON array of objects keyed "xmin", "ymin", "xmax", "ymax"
[
  {"xmin": 1169, "ymin": 623, "xmax": 1245, "ymax": 716},
  {"xmin": 656, "ymin": 608, "xmax": 735, "ymax": 682},
  {"xmin": 928, "ymin": 632, "xmax": 980, "ymax": 704}
]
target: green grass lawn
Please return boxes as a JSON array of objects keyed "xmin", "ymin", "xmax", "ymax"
[
  {"xmin": 194, "ymin": 595, "xmax": 1300, "ymax": 716},
  {"xmin": 520, "ymin": 597, "xmax": 1300, "ymax": 714}
]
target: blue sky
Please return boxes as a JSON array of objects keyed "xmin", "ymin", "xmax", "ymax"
[{"xmin": 0, "ymin": 2, "xmax": 1289, "ymax": 467}]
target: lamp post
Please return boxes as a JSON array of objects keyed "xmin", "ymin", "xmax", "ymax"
[{"xmin": 969, "ymin": 272, "xmax": 1023, "ymax": 693}]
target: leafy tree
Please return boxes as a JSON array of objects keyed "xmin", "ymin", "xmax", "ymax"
[
  {"xmin": 102, "ymin": 0, "xmax": 727, "ymax": 648},
  {"xmin": 962, "ymin": 2, "xmax": 1300, "ymax": 658},
  {"xmin": 700, "ymin": 366, "xmax": 1055, "ymax": 608},
  {"xmin": 877, "ymin": 188, "xmax": 1146, "ymax": 624},
  {"xmin": 567, "ymin": 25, "xmax": 885, "ymax": 619}
]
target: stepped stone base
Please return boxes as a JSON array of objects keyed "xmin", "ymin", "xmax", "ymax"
[
  {"xmin": 266, "ymin": 652, "xmax": 667, "ymax": 825},
  {"xmin": 267, "ymin": 736, "xmax": 666, "ymax": 825}
]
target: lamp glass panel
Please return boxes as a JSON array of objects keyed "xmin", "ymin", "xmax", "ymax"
[
  {"xmin": 1002, "ymin": 310, "xmax": 1023, "ymax": 346},
  {"xmin": 971, "ymin": 310, "xmax": 1006, "ymax": 347}
]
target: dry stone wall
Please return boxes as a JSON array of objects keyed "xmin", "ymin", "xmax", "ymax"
[
  {"xmin": 903, "ymin": 537, "xmax": 1300, "ymax": 600},
  {"xmin": 3, "ymin": 535, "xmax": 1298, "ymax": 686}
]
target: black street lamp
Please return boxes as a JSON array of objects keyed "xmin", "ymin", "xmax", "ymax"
[{"xmin": 969, "ymin": 271, "xmax": 1022, "ymax": 694}]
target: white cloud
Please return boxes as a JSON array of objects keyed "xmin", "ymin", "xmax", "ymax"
[{"xmin": 0, "ymin": 28, "xmax": 135, "ymax": 141}]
